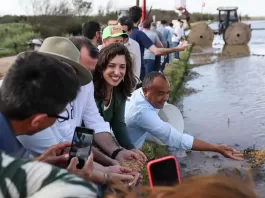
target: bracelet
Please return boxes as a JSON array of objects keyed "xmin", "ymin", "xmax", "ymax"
[
  {"xmin": 104, "ymin": 173, "xmax": 110, "ymax": 184},
  {"xmin": 111, "ymin": 148, "xmax": 123, "ymax": 159}
]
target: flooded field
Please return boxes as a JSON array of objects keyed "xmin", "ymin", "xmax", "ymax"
[{"xmin": 177, "ymin": 21, "xmax": 265, "ymax": 195}]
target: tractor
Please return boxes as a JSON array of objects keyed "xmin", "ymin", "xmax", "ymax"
[
  {"xmin": 188, "ymin": 6, "xmax": 252, "ymax": 45},
  {"xmin": 217, "ymin": 7, "xmax": 239, "ymax": 34}
]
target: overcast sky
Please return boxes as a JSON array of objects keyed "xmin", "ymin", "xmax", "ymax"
[{"xmin": 0, "ymin": 0, "xmax": 263, "ymax": 16}]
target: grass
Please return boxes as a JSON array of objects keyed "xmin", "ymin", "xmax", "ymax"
[
  {"xmin": 141, "ymin": 47, "xmax": 193, "ymax": 185},
  {"xmin": 164, "ymin": 48, "xmax": 192, "ymax": 104},
  {"xmin": 0, "ymin": 23, "xmax": 40, "ymax": 57}
]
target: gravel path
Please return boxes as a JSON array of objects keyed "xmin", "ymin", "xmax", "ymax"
[{"xmin": 0, "ymin": 56, "xmax": 15, "ymax": 78}]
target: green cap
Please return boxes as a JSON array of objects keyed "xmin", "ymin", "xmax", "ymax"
[{"xmin": 102, "ymin": 25, "xmax": 128, "ymax": 40}]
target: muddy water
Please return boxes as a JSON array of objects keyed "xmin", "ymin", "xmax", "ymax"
[{"xmin": 177, "ymin": 21, "xmax": 265, "ymax": 194}]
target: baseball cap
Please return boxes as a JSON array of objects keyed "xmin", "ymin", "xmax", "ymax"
[{"xmin": 102, "ymin": 25, "xmax": 129, "ymax": 40}]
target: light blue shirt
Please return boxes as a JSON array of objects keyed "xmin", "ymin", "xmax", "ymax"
[
  {"xmin": 125, "ymin": 88, "xmax": 194, "ymax": 149},
  {"xmin": 157, "ymin": 26, "xmax": 172, "ymax": 47}
]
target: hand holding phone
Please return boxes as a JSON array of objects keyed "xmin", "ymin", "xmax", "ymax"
[
  {"xmin": 147, "ymin": 156, "xmax": 181, "ymax": 188},
  {"xmin": 68, "ymin": 127, "xmax": 94, "ymax": 169},
  {"xmin": 67, "ymin": 152, "xmax": 94, "ymax": 180}
]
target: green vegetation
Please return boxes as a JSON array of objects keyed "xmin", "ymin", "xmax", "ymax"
[
  {"xmin": 141, "ymin": 48, "xmax": 192, "ymax": 185},
  {"xmin": 0, "ymin": 23, "xmax": 39, "ymax": 57}
]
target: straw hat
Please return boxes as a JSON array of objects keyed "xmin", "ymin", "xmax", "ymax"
[
  {"xmin": 146, "ymin": 103, "xmax": 184, "ymax": 145},
  {"xmin": 38, "ymin": 36, "xmax": 92, "ymax": 85}
]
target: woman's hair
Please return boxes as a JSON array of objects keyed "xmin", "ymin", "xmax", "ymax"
[
  {"xmin": 104, "ymin": 173, "xmax": 256, "ymax": 198},
  {"xmin": 94, "ymin": 43, "xmax": 136, "ymax": 100}
]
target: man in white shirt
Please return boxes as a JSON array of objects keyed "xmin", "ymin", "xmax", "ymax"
[
  {"xmin": 125, "ymin": 72, "xmax": 244, "ymax": 161},
  {"xmin": 172, "ymin": 20, "xmax": 185, "ymax": 60},
  {"xmin": 16, "ymin": 37, "xmax": 146, "ymax": 166},
  {"xmin": 166, "ymin": 22, "xmax": 174, "ymax": 35},
  {"xmin": 118, "ymin": 16, "xmax": 141, "ymax": 84}
]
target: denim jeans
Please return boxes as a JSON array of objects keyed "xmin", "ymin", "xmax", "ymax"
[
  {"xmin": 154, "ymin": 56, "xmax": 161, "ymax": 72},
  {"xmin": 144, "ymin": 59, "xmax": 155, "ymax": 76},
  {"xmin": 140, "ymin": 66, "xmax": 145, "ymax": 82},
  {"xmin": 173, "ymin": 42, "xmax": 180, "ymax": 59}
]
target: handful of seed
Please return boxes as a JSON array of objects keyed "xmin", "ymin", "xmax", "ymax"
[
  {"xmin": 119, "ymin": 159, "xmax": 144, "ymax": 185},
  {"xmin": 251, "ymin": 150, "xmax": 265, "ymax": 165},
  {"xmin": 244, "ymin": 149, "xmax": 265, "ymax": 166},
  {"xmin": 120, "ymin": 159, "xmax": 143, "ymax": 172}
]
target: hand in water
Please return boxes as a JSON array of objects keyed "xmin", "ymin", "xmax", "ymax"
[{"xmin": 216, "ymin": 144, "xmax": 244, "ymax": 161}]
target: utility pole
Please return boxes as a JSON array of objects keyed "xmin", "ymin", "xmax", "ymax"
[{"xmin": 136, "ymin": 0, "xmax": 139, "ymax": 6}]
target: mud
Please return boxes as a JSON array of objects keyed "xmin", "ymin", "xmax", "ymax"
[{"xmin": 174, "ymin": 21, "xmax": 265, "ymax": 196}]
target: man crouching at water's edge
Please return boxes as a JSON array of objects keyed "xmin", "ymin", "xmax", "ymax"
[{"xmin": 125, "ymin": 72, "xmax": 244, "ymax": 161}]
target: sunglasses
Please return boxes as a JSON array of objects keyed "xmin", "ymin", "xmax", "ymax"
[{"xmin": 49, "ymin": 103, "xmax": 74, "ymax": 123}]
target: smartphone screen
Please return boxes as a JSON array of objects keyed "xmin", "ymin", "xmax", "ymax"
[
  {"xmin": 149, "ymin": 157, "xmax": 180, "ymax": 186},
  {"xmin": 68, "ymin": 127, "xmax": 94, "ymax": 169}
]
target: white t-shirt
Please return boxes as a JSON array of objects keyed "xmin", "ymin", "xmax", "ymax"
[
  {"xmin": 124, "ymin": 38, "xmax": 141, "ymax": 82},
  {"xmin": 172, "ymin": 27, "xmax": 185, "ymax": 42},
  {"xmin": 16, "ymin": 82, "xmax": 111, "ymax": 156},
  {"xmin": 166, "ymin": 26, "xmax": 174, "ymax": 36}
]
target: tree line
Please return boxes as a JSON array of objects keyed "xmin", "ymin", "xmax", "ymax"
[{"xmin": 0, "ymin": 0, "xmax": 255, "ymax": 38}]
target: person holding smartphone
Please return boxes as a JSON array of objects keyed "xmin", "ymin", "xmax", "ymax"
[
  {"xmin": 16, "ymin": 37, "xmax": 146, "ymax": 166},
  {"xmin": 12, "ymin": 37, "xmax": 144, "ymax": 187}
]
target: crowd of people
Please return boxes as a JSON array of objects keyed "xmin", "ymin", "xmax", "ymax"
[{"xmin": 0, "ymin": 5, "xmax": 252, "ymax": 198}]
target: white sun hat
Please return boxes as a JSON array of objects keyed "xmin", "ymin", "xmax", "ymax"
[{"xmin": 146, "ymin": 103, "xmax": 184, "ymax": 145}]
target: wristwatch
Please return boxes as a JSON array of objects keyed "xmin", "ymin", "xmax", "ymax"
[{"xmin": 111, "ymin": 148, "xmax": 123, "ymax": 159}]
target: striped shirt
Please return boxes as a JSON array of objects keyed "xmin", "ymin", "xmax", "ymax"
[{"xmin": 0, "ymin": 151, "xmax": 98, "ymax": 198}]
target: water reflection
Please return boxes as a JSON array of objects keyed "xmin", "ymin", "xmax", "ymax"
[
  {"xmin": 189, "ymin": 44, "xmax": 250, "ymax": 65},
  {"xmin": 221, "ymin": 45, "xmax": 250, "ymax": 58}
]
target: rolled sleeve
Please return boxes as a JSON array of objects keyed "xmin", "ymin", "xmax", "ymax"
[
  {"xmin": 82, "ymin": 82, "xmax": 110, "ymax": 134},
  {"xmin": 136, "ymin": 109, "xmax": 194, "ymax": 150}
]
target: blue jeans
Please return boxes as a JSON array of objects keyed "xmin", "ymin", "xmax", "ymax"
[
  {"xmin": 173, "ymin": 42, "xmax": 180, "ymax": 59},
  {"xmin": 140, "ymin": 66, "xmax": 145, "ymax": 82},
  {"xmin": 144, "ymin": 59, "xmax": 155, "ymax": 76}
]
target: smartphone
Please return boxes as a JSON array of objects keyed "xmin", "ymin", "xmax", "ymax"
[
  {"xmin": 147, "ymin": 156, "xmax": 181, "ymax": 188},
  {"xmin": 68, "ymin": 127, "xmax": 94, "ymax": 169}
]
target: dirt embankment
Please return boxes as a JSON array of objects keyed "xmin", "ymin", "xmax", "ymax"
[{"xmin": 0, "ymin": 56, "xmax": 15, "ymax": 78}]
